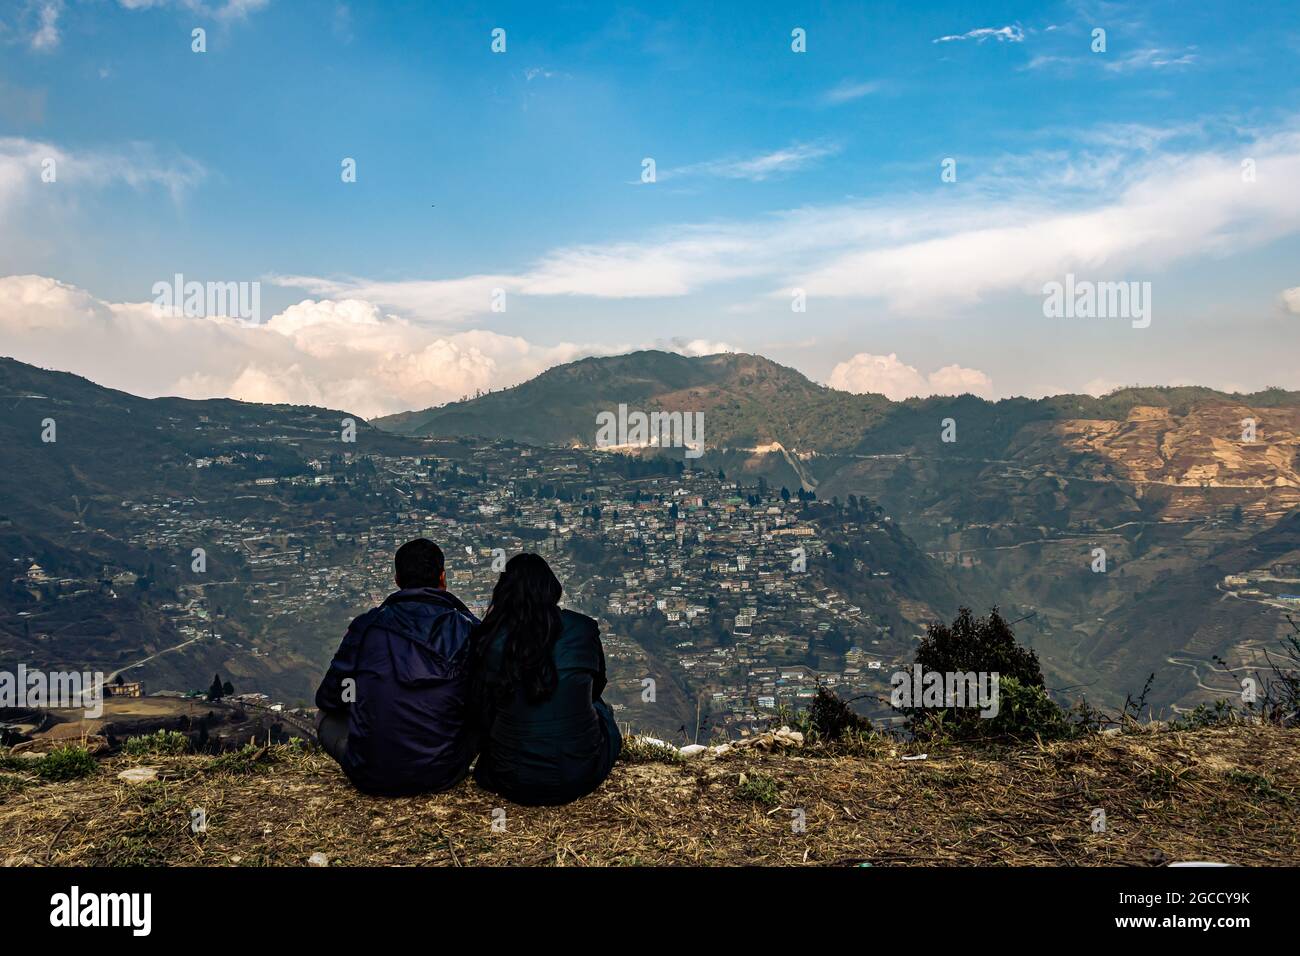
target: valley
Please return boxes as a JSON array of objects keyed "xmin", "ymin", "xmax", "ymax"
[{"xmin": 4, "ymin": 351, "xmax": 1300, "ymax": 735}]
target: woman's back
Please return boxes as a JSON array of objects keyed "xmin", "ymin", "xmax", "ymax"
[{"xmin": 473, "ymin": 608, "xmax": 621, "ymax": 805}]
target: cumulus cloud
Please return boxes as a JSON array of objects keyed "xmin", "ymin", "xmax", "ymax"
[
  {"xmin": 660, "ymin": 337, "xmax": 734, "ymax": 357},
  {"xmin": 828, "ymin": 353, "xmax": 993, "ymax": 401},
  {"xmin": 267, "ymin": 273, "xmax": 515, "ymax": 326},
  {"xmin": 0, "ymin": 275, "xmax": 622, "ymax": 418}
]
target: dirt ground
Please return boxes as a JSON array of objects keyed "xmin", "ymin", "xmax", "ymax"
[{"xmin": 1, "ymin": 724, "xmax": 1296, "ymax": 867}]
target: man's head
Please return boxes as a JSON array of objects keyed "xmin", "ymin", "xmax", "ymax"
[{"xmin": 394, "ymin": 538, "xmax": 446, "ymax": 590}]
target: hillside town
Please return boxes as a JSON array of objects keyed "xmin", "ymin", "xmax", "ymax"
[{"xmin": 34, "ymin": 440, "xmax": 921, "ymax": 740}]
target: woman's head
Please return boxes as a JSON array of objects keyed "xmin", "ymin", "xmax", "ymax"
[
  {"xmin": 491, "ymin": 553, "xmax": 562, "ymax": 609},
  {"xmin": 474, "ymin": 553, "xmax": 563, "ymax": 703}
]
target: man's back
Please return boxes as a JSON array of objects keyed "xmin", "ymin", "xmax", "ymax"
[{"xmin": 316, "ymin": 587, "xmax": 479, "ymax": 796}]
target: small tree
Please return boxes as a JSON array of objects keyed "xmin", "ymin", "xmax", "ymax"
[
  {"xmin": 916, "ymin": 607, "xmax": 1044, "ymax": 686},
  {"xmin": 903, "ymin": 608, "xmax": 1068, "ymax": 740},
  {"xmin": 207, "ymin": 673, "xmax": 224, "ymax": 701}
]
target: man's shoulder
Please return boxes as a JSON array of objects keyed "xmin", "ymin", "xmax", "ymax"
[{"xmin": 347, "ymin": 605, "xmax": 385, "ymax": 632}]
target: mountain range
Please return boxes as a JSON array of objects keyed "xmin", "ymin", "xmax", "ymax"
[
  {"xmin": 357, "ymin": 350, "xmax": 1300, "ymax": 707},
  {"xmin": 5, "ymin": 350, "xmax": 1300, "ymax": 713}
]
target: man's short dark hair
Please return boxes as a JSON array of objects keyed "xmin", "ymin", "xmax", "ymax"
[{"xmin": 395, "ymin": 538, "xmax": 445, "ymax": 589}]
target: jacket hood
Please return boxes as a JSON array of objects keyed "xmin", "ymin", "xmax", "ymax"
[{"xmin": 375, "ymin": 589, "xmax": 478, "ymax": 682}]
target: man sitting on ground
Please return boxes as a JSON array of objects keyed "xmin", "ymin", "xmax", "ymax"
[{"xmin": 315, "ymin": 538, "xmax": 479, "ymax": 796}]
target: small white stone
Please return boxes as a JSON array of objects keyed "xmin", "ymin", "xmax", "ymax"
[
  {"xmin": 117, "ymin": 767, "xmax": 159, "ymax": 784},
  {"xmin": 679, "ymin": 744, "xmax": 707, "ymax": 758},
  {"xmin": 308, "ymin": 852, "xmax": 330, "ymax": 867}
]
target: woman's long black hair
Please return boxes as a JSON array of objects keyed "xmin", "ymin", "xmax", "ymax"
[{"xmin": 472, "ymin": 553, "xmax": 563, "ymax": 704}]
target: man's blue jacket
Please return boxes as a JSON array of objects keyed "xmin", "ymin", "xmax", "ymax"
[{"xmin": 315, "ymin": 587, "xmax": 478, "ymax": 795}]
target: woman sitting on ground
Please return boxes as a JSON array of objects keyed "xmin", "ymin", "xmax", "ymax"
[{"xmin": 470, "ymin": 553, "xmax": 621, "ymax": 806}]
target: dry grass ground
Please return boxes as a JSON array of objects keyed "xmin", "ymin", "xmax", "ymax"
[{"xmin": 1, "ymin": 724, "xmax": 1297, "ymax": 867}]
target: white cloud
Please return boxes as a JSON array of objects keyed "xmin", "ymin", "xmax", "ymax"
[
  {"xmin": 116, "ymin": 0, "xmax": 269, "ymax": 20},
  {"xmin": 516, "ymin": 228, "xmax": 764, "ymax": 298},
  {"xmin": 31, "ymin": 120, "xmax": 1286, "ymax": 341},
  {"xmin": 927, "ymin": 363, "xmax": 996, "ymax": 396},
  {"xmin": 1081, "ymin": 377, "xmax": 1124, "ymax": 397},
  {"xmin": 828, "ymin": 353, "xmax": 993, "ymax": 400},
  {"xmin": 267, "ymin": 273, "xmax": 516, "ymax": 326},
  {"xmin": 1103, "ymin": 47, "xmax": 1197, "ymax": 73},
  {"xmin": 0, "ymin": 275, "xmax": 620, "ymax": 418},
  {"xmin": 1282, "ymin": 287, "xmax": 1300, "ymax": 315},
  {"xmin": 274, "ymin": 125, "xmax": 1300, "ymax": 321},
  {"xmin": 823, "ymin": 80, "xmax": 881, "ymax": 104},
  {"xmin": 661, "ymin": 337, "xmax": 734, "ymax": 357},
  {"xmin": 656, "ymin": 143, "xmax": 838, "ymax": 183},
  {"xmin": 0, "ymin": 137, "xmax": 207, "ymax": 216},
  {"xmin": 1027, "ymin": 46, "xmax": 1198, "ymax": 73},
  {"xmin": 934, "ymin": 25, "xmax": 1024, "ymax": 44},
  {"xmin": 30, "ymin": 1, "xmax": 61, "ymax": 50},
  {"xmin": 788, "ymin": 130, "xmax": 1300, "ymax": 310}
]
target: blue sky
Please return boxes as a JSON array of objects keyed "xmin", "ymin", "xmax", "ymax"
[{"xmin": 2, "ymin": 0, "xmax": 1300, "ymax": 416}]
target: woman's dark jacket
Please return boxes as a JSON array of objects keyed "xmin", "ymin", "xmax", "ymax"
[{"xmin": 472, "ymin": 608, "xmax": 621, "ymax": 805}]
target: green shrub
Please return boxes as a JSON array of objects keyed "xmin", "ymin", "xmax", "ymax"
[
  {"xmin": 122, "ymin": 729, "xmax": 190, "ymax": 756},
  {"xmin": 1170, "ymin": 699, "xmax": 1242, "ymax": 730},
  {"xmin": 906, "ymin": 675, "xmax": 1074, "ymax": 742},
  {"xmin": 901, "ymin": 608, "xmax": 1075, "ymax": 741},
  {"xmin": 735, "ymin": 772, "xmax": 780, "ymax": 806},
  {"xmin": 206, "ymin": 742, "xmax": 276, "ymax": 775},
  {"xmin": 981, "ymin": 676, "xmax": 1074, "ymax": 740},
  {"xmin": 34, "ymin": 745, "xmax": 98, "ymax": 781}
]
